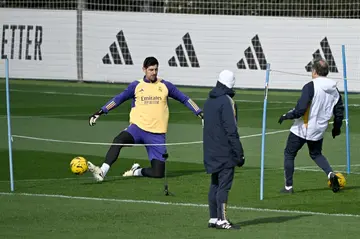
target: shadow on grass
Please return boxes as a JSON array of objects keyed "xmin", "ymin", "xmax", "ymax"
[
  {"xmin": 293, "ymin": 185, "xmax": 360, "ymax": 193},
  {"xmin": 267, "ymin": 185, "xmax": 360, "ymax": 198},
  {"xmin": 81, "ymin": 168, "xmax": 205, "ymax": 185},
  {"xmin": 237, "ymin": 214, "xmax": 312, "ymax": 227},
  {"xmin": 167, "ymin": 168, "xmax": 205, "ymax": 178}
]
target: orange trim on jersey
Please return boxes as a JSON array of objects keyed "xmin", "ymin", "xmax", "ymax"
[
  {"xmin": 229, "ymin": 98, "xmax": 236, "ymax": 117},
  {"xmin": 106, "ymin": 101, "xmax": 116, "ymax": 110},
  {"xmin": 303, "ymin": 104, "xmax": 311, "ymax": 128},
  {"xmin": 188, "ymin": 99, "xmax": 200, "ymax": 111}
]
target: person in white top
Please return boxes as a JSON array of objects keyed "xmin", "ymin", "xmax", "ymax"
[{"xmin": 278, "ymin": 57, "xmax": 344, "ymax": 193}]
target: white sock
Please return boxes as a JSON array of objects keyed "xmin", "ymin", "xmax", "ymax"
[
  {"xmin": 100, "ymin": 163, "xmax": 110, "ymax": 176},
  {"xmin": 209, "ymin": 218, "xmax": 217, "ymax": 224},
  {"xmin": 134, "ymin": 168, "xmax": 143, "ymax": 176},
  {"xmin": 328, "ymin": 172, "xmax": 333, "ymax": 179},
  {"xmin": 285, "ymin": 186, "xmax": 293, "ymax": 190}
]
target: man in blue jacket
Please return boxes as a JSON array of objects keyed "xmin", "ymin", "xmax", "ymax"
[{"xmin": 203, "ymin": 70, "xmax": 245, "ymax": 230}]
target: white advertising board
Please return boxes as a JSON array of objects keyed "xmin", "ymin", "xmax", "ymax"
[
  {"xmin": 0, "ymin": 9, "xmax": 77, "ymax": 80},
  {"xmin": 83, "ymin": 12, "xmax": 360, "ymax": 91}
]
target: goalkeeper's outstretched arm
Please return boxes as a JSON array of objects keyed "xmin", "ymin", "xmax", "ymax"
[
  {"xmin": 89, "ymin": 81, "xmax": 138, "ymax": 126},
  {"xmin": 163, "ymin": 80, "xmax": 203, "ymax": 116},
  {"xmin": 100, "ymin": 81, "xmax": 139, "ymax": 113}
]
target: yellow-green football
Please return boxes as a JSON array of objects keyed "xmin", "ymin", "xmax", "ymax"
[
  {"xmin": 70, "ymin": 156, "xmax": 88, "ymax": 175},
  {"xmin": 328, "ymin": 172, "xmax": 346, "ymax": 189}
]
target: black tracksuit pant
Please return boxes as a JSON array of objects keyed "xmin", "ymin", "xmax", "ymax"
[
  {"xmin": 208, "ymin": 167, "xmax": 235, "ymax": 220},
  {"xmin": 284, "ymin": 132, "xmax": 333, "ymax": 186}
]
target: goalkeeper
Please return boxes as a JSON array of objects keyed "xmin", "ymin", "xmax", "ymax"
[{"xmin": 87, "ymin": 56, "xmax": 203, "ymax": 182}]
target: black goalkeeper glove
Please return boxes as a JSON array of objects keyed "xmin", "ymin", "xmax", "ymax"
[
  {"xmin": 89, "ymin": 109, "xmax": 104, "ymax": 126},
  {"xmin": 278, "ymin": 108, "xmax": 296, "ymax": 124},
  {"xmin": 332, "ymin": 127, "xmax": 341, "ymax": 139},
  {"xmin": 278, "ymin": 114, "xmax": 288, "ymax": 124}
]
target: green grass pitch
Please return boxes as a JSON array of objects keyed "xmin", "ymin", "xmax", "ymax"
[{"xmin": 0, "ymin": 79, "xmax": 359, "ymax": 238}]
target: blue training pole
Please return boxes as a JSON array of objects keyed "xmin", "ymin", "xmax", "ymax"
[
  {"xmin": 341, "ymin": 45, "xmax": 350, "ymax": 175},
  {"xmin": 260, "ymin": 63, "xmax": 271, "ymax": 200},
  {"xmin": 5, "ymin": 58, "xmax": 14, "ymax": 191}
]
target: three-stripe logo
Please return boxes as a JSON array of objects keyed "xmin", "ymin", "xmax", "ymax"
[
  {"xmin": 168, "ymin": 33, "xmax": 200, "ymax": 68},
  {"xmin": 102, "ymin": 30, "xmax": 133, "ymax": 65},
  {"xmin": 305, "ymin": 37, "xmax": 338, "ymax": 73},
  {"xmin": 237, "ymin": 35, "xmax": 268, "ymax": 70}
]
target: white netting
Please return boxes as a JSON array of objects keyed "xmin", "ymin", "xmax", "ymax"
[{"xmin": 2, "ymin": 1, "xmax": 359, "ymax": 18}]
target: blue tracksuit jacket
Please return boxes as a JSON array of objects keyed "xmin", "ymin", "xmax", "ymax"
[{"xmin": 203, "ymin": 82, "xmax": 245, "ymax": 174}]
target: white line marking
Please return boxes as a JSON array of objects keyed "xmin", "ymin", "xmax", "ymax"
[
  {"xmin": 0, "ymin": 192, "xmax": 359, "ymax": 218},
  {"xmin": 11, "ymin": 119, "xmax": 339, "ymax": 147},
  {"xmin": 294, "ymin": 164, "xmax": 360, "ymax": 175},
  {"xmin": 11, "ymin": 129, "xmax": 289, "ymax": 146},
  {"xmin": 11, "ymin": 135, "xmax": 203, "ymax": 146},
  {"xmin": 296, "ymin": 164, "xmax": 360, "ymax": 170},
  {"xmin": 241, "ymin": 129, "xmax": 289, "ymax": 139},
  {"xmin": 4, "ymin": 125, "xmax": 355, "ymax": 180},
  {"xmin": 295, "ymin": 168, "xmax": 360, "ymax": 175},
  {"xmin": 3, "ymin": 89, "xmax": 360, "ymax": 106}
]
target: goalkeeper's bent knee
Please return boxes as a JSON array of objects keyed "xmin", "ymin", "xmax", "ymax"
[{"xmin": 141, "ymin": 159, "xmax": 165, "ymax": 178}]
